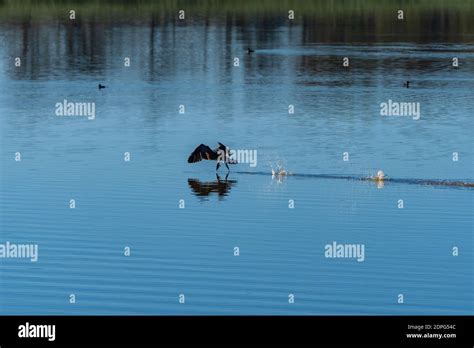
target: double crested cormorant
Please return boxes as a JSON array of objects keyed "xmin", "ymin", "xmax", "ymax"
[{"xmin": 188, "ymin": 142, "xmax": 237, "ymax": 171}]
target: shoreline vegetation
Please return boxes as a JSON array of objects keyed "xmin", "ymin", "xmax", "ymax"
[
  {"xmin": 0, "ymin": 0, "xmax": 473, "ymax": 22},
  {"xmin": 1, "ymin": 0, "xmax": 472, "ymax": 43}
]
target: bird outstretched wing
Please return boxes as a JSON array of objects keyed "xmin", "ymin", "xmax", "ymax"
[
  {"xmin": 216, "ymin": 142, "xmax": 237, "ymax": 164},
  {"xmin": 187, "ymin": 144, "xmax": 216, "ymax": 163}
]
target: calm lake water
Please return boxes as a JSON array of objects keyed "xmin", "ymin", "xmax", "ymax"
[{"xmin": 0, "ymin": 2, "xmax": 473, "ymax": 314}]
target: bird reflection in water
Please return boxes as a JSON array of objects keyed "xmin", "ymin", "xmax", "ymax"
[{"xmin": 188, "ymin": 174, "xmax": 237, "ymax": 201}]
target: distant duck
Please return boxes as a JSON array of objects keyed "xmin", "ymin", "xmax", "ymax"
[
  {"xmin": 247, "ymin": 47, "xmax": 254, "ymax": 54},
  {"xmin": 98, "ymin": 83, "xmax": 106, "ymax": 90},
  {"xmin": 404, "ymin": 81, "xmax": 410, "ymax": 88}
]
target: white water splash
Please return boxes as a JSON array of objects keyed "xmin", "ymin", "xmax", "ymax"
[{"xmin": 270, "ymin": 161, "xmax": 293, "ymax": 177}]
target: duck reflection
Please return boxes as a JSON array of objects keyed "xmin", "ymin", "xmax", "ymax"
[{"xmin": 188, "ymin": 174, "xmax": 237, "ymax": 201}]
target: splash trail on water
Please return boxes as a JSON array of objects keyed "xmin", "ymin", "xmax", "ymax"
[{"xmin": 234, "ymin": 171, "xmax": 474, "ymax": 188}]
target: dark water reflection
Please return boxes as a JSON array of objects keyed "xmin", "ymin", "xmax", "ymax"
[
  {"xmin": 2, "ymin": 1, "xmax": 474, "ymax": 81},
  {"xmin": 188, "ymin": 175, "xmax": 237, "ymax": 200}
]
